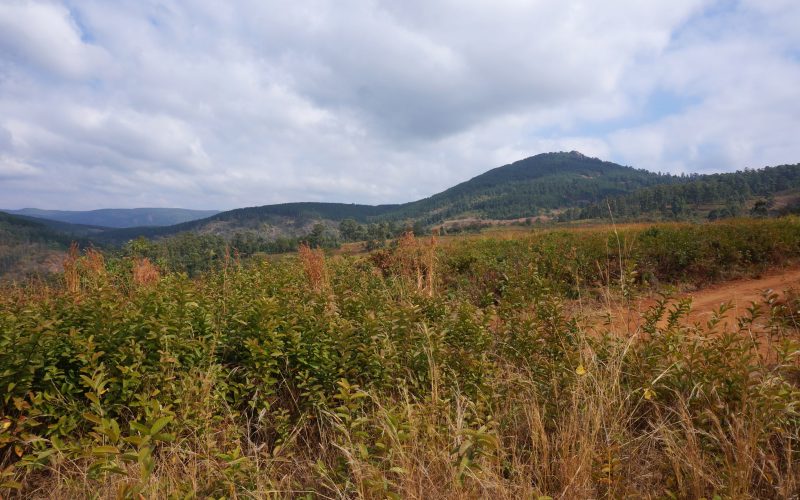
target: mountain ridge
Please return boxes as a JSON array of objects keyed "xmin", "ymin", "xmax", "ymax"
[
  {"xmin": 91, "ymin": 151, "xmax": 666, "ymax": 242},
  {"xmin": 8, "ymin": 151, "xmax": 800, "ymax": 248},
  {"xmin": 3, "ymin": 207, "xmax": 221, "ymax": 228}
]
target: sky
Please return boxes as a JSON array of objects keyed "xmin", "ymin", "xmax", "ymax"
[{"xmin": 1, "ymin": 0, "xmax": 799, "ymax": 210}]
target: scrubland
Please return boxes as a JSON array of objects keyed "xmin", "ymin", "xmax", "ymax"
[{"xmin": 2, "ymin": 218, "xmax": 800, "ymax": 498}]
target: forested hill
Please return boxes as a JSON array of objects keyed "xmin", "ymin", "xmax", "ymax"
[
  {"xmin": 9, "ymin": 153, "xmax": 800, "ymax": 251},
  {"xmin": 0, "ymin": 211, "xmax": 77, "ymax": 278},
  {"xmin": 97, "ymin": 151, "xmax": 675, "ymax": 242},
  {"xmin": 4, "ymin": 208, "xmax": 220, "ymax": 228},
  {"xmin": 576, "ymin": 163, "xmax": 800, "ymax": 220},
  {"xmin": 93, "ymin": 202, "xmax": 401, "ymax": 243},
  {"xmin": 383, "ymin": 151, "xmax": 677, "ymax": 223}
]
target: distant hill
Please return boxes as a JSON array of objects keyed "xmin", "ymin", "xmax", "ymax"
[
  {"xmin": 96, "ymin": 152, "xmax": 676, "ymax": 242},
  {"xmin": 94, "ymin": 202, "xmax": 400, "ymax": 244},
  {"xmin": 3, "ymin": 208, "xmax": 220, "ymax": 228},
  {"xmin": 383, "ymin": 151, "xmax": 677, "ymax": 224},
  {"xmin": 6, "ymin": 152, "xmax": 800, "ymax": 254},
  {"xmin": 576, "ymin": 163, "xmax": 800, "ymax": 221},
  {"xmin": 0, "ymin": 211, "xmax": 75, "ymax": 279}
]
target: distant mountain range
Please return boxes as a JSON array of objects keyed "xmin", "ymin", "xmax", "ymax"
[
  {"xmin": 3, "ymin": 151, "xmax": 800, "ymax": 252},
  {"xmin": 2, "ymin": 208, "xmax": 220, "ymax": 228}
]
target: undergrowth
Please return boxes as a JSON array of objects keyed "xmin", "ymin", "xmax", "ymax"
[{"xmin": 1, "ymin": 219, "xmax": 800, "ymax": 498}]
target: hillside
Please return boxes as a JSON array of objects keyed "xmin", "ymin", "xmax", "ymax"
[
  {"xmin": 0, "ymin": 211, "xmax": 73, "ymax": 279},
  {"xmin": 575, "ymin": 163, "xmax": 800, "ymax": 220},
  {"xmin": 94, "ymin": 202, "xmax": 400, "ymax": 244},
  {"xmin": 96, "ymin": 152, "xmax": 677, "ymax": 242},
  {"xmin": 4, "ymin": 207, "xmax": 220, "ymax": 228},
  {"xmin": 384, "ymin": 151, "xmax": 677, "ymax": 223},
  {"xmin": 3, "ymin": 218, "xmax": 800, "ymax": 497},
  {"xmin": 5, "ymin": 153, "xmax": 800, "ymax": 257}
]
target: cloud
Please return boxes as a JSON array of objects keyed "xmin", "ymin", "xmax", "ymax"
[
  {"xmin": 0, "ymin": 0, "xmax": 798, "ymax": 210},
  {"xmin": 0, "ymin": 1, "xmax": 108, "ymax": 79}
]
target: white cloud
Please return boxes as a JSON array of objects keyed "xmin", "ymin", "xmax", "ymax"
[
  {"xmin": 0, "ymin": 1, "xmax": 109, "ymax": 79},
  {"xmin": 0, "ymin": 0, "xmax": 798, "ymax": 210}
]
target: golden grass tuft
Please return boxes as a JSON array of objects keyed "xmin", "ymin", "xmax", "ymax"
[
  {"xmin": 62, "ymin": 241, "xmax": 80, "ymax": 294},
  {"xmin": 391, "ymin": 230, "xmax": 438, "ymax": 296},
  {"xmin": 132, "ymin": 257, "xmax": 160, "ymax": 287},
  {"xmin": 298, "ymin": 242, "xmax": 328, "ymax": 291}
]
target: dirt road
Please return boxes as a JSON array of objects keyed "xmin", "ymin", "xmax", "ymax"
[
  {"xmin": 680, "ymin": 266, "xmax": 800, "ymax": 323},
  {"xmin": 586, "ymin": 266, "xmax": 800, "ymax": 334}
]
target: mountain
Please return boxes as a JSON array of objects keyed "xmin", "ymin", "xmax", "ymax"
[
  {"xmin": 383, "ymin": 151, "xmax": 676, "ymax": 223},
  {"xmin": 94, "ymin": 202, "xmax": 400, "ymax": 244},
  {"xmin": 95, "ymin": 151, "xmax": 674, "ymax": 242},
  {"xmin": 8, "ymin": 152, "xmax": 800, "ymax": 254},
  {"xmin": 3, "ymin": 208, "xmax": 220, "ymax": 228}
]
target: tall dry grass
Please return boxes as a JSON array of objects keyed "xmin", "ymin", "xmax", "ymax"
[
  {"xmin": 132, "ymin": 257, "xmax": 160, "ymax": 287},
  {"xmin": 298, "ymin": 242, "xmax": 329, "ymax": 291}
]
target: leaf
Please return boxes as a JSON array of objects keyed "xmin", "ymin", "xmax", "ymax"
[
  {"xmin": 92, "ymin": 445, "xmax": 120, "ymax": 455},
  {"xmin": 83, "ymin": 412, "xmax": 101, "ymax": 425},
  {"xmin": 149, "ymin": 416, "xmax": 173, "ymax": 435},
  {"xmin": 152, "ymin": 433, "xmax": 175, "ymax": 443},
  {"xmin": 575, "ymin": 364, "xmax": 587, "ymax": 376},
  {"xmin": 35, "ymin": 449, "xmax": 56, "ymax": 461},
  {"xmin": 130, "ymin": 422, "xmax": 149, "ymax": 434}
]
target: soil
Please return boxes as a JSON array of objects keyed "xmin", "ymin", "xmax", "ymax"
[{"xmin": 583, "ymin": 266, "xmax": 800, "ymax": 334}]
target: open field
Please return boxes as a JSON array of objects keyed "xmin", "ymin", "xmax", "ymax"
[{"xmin": 1, "ymin": 218, "xmax": 800, "ymax": 498}]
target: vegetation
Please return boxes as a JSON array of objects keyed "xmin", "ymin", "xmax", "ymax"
[
  {"xmin": 576, "ymin": 163, "xmax": 800, "ymax": 221},
  {"xmin": 4, "ymin": 208, "xmax": 221, "ymax": 229},
  {"xmin": 0, "ymin": 212, "xmax": 75, "ymax": 279},
  {"xmin": 1, "ymin": 218, "xmax": 799, "ymax": 498},
  {"xmin": 6, "ymin": 154, "xmax": 800, "ymax": 261},
  {"xmin": 120, "ymin": 225, "xmax": 343, "ymax": 278}
]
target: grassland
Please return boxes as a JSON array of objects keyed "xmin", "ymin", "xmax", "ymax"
[{"xmin": 1, "ymin": 218, "xmax": 800, "ymax": 498}]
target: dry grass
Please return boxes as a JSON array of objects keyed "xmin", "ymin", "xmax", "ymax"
[
  {"xmin": 132, "ymin": 257, "xmax": 160, "ymax": 287},
  {"xmin": 298, "ymin": 242, "xmax": 329, "ymax": 291},
  {"xmin": 62, "ymin": 242, "xmax": 80, "ymax": 294}
]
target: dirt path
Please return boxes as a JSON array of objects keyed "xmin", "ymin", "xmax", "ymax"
[
  {"xmin": 679, "ymin": 266, "xmax": 800, "ymax": 323},
  {"xmin": 585, "ymin": 266, "xmax": 800, "ymax": 334}
]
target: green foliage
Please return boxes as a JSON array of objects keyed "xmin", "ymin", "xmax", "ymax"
[
  {"xmin": 0, "ymin": 211, "xmax": 77, "ymax": 279},
  {"xmin": 1, "ymin": 218, "xmax": 800, "ymax": 496},
  {"xmin": 580, "ymin": 163, "xmax": 800, "ymax": 221}
]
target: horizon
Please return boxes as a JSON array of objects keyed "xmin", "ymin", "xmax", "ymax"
[
  {"xmin": 2, "ymin": 150, "xmax": 793, "ymax": 213},
  {"xmin": 0, "ymin": 149, "xmax": 795, "ymax": 212},
  {"xmin": 1, "ymin": 1, "xmax": 799, "ymax": 210}
]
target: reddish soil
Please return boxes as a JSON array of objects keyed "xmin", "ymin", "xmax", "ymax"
[
  {"xmin": 682, "ymin": 266, "xmax": 800, "ymax": 323},
  {"xmin": 585, "ymin": 266, "xmax": 800, "ymax": 334}
]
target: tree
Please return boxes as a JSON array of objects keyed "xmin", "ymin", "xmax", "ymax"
[
  {"xmin": 751, "ymin": 199, "xmax": 769, "ymax": 217},
  {"xmin": 338, "ymin": 219, "xmax": 364, "ymax": 241}
]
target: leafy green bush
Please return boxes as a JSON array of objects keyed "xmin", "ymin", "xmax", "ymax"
[{"xmin": 1, "ymin": 218, "xmax": 799, "ymax": 497}]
